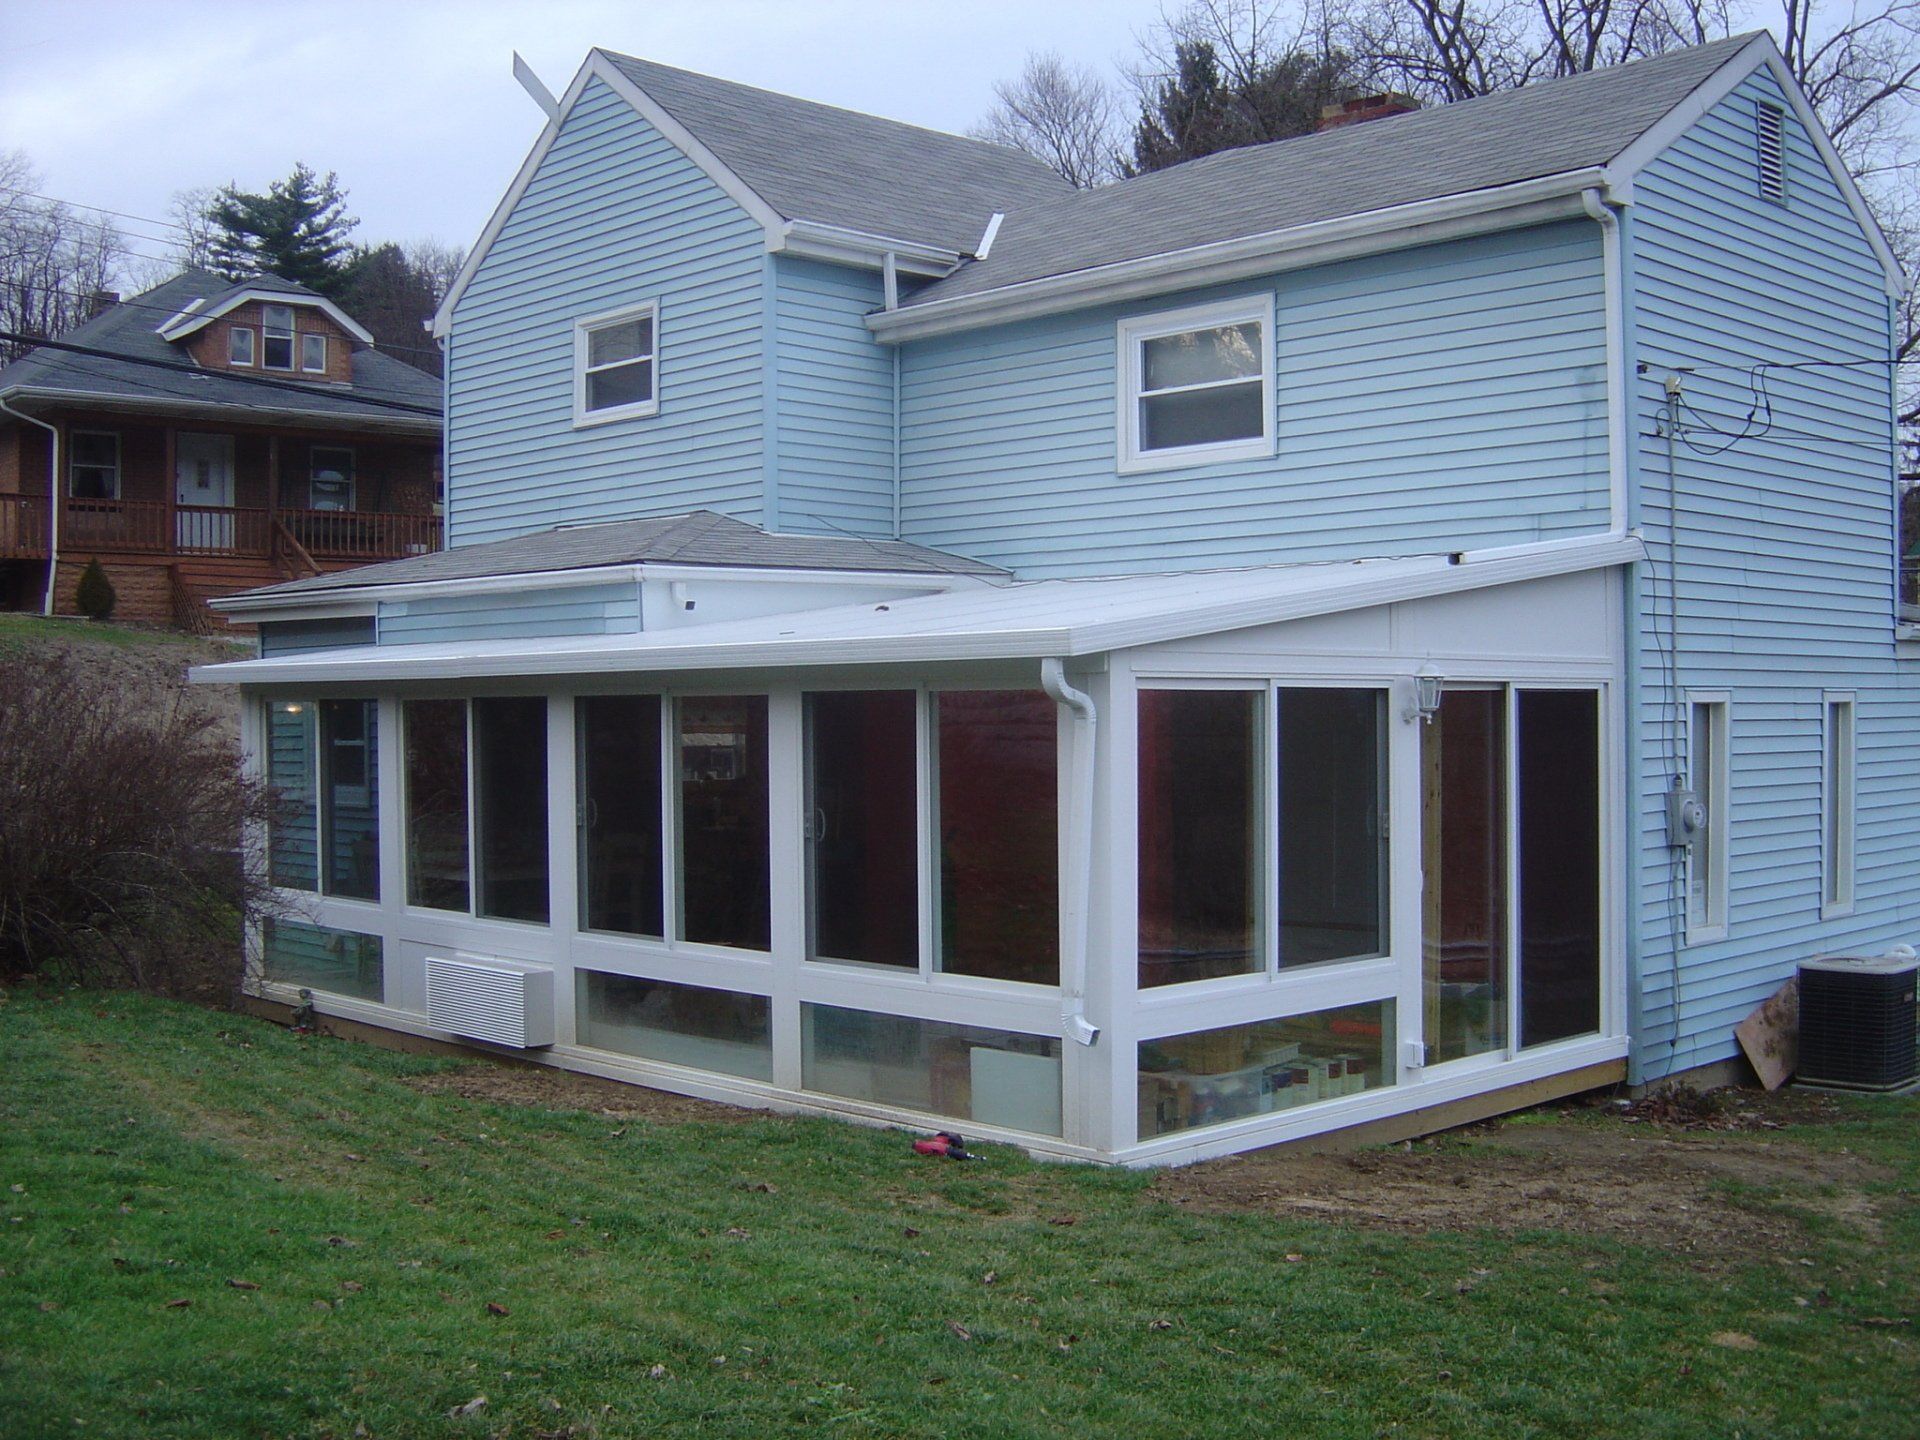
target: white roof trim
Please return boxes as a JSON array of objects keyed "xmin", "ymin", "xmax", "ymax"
[
  {"xmin": 1604, "ymin": 34, "xmax": 1905, "ymax": 294},
  {"xmin": 778, "ymin": 219, "xmax": 959, "ymax": 275},
  {"xmin": 869, "ymin": 174, "xmax": 1603, "ymax": 342},
  {"xmin": 191, "ymin": 533, "xmax": 1642, "ymax": 687},
  {"xmin": 0, "ymin": 384, "xmax": 439, "ymax": 433},
  {"xmin": 158, "ymin": 289, "xmax": 375, "ymax": 346}
]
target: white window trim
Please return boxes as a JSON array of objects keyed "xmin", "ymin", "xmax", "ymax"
[
  {"xmin": 68, "ymin": 427, "xmax": 121, "ymax": 499},
  {"xmin": 1685, "ymin": 692, "xmax": 1731, "ymax": 945},
  {"xmin": 1821, "ymin": 691, "xmax": 1856, "ymax": 919},
  {"xmin": 573, "ymin": 301, "xmax": 660, "ymax": 427},
  {"xmin": 309, "ymin": 446, "xmax": 357, "ymax": 511},
  {"xmin": 301, "ymin": 332, "xmax": 328, "ymax": 374},
  {"xmin": 262, "ymin": 304, "xmax": 296, "ymax": 371},
  {"xmin": 1116, "ymin": 293, "xmax": 1276, "ymax": 475},
  {"xmin": 228, "ymin": 325, "xmax": 255, "ymax": 367}
]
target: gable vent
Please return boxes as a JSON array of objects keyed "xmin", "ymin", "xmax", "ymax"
[
  {"xmin": 1756, "ymin": 101, "xmax": 1786, "ymax": 202},
  {"xmin": 425, "ymin": 954, "xmax": 555, "ymax": 1048}
]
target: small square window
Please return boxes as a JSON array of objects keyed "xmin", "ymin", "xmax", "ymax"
[
  {"xmin": 301, "ymin": 332, "xmax": 327, "ymax": 373},
  {"xmin": 1118, "ymin": 297, "xmax": 1274, "ymax": 472},
  {"xmin": 228, "ymin": 326, "xmax": 255, "ymax": 366},
  {"xmin": 574, "ymin": 303, "xmax": 658, "ymax": 424}
]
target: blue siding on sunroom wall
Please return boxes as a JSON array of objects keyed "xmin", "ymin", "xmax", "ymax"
[
  {"xmin": 376, "ymin": 581, "xmax": 641, "ymax": 646},
  {"xmin": 895, "ymin": 220, "xmax": 1612, "ymax": 577},
  {"xmin": 1627, "ymin": 66, "xmax": 1920, "ymax": 1081},
  {"xmin": 446, "ymin": 76, "xmax": 768, "ymax": 547}
]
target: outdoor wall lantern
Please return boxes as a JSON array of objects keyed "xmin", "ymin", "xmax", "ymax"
[{"xmin": 1406, "ymin": 669, "xmax": 1444, "ymax": 725}]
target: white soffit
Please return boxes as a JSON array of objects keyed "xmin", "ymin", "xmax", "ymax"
[{"xmin": 192, "ymin": 534, "xmax": 1642, "ymax": 687}]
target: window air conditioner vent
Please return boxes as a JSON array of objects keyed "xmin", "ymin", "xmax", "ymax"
[
  {"xmin": 1797, "ymin": 954, "xmax": 1918, "ymax": 1091},
  {"xmin": 425, "ymin": 954, "xmax": 555, "ymax": 1049}
]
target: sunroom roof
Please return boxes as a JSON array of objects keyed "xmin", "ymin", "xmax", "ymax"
[{"xmin": 195, "ymin": 534, "xmax": 1639, "ymax": 686}]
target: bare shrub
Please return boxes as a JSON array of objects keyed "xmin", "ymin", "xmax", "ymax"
[{"xmin": 0, "ymin": 648, "xmax": 275, "ymax": 994}]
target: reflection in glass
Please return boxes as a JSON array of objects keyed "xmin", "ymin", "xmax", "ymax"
[
  {"xmin": 320, "ymin": 699, "xmax": 378, "ymax": 900},
  {"xmin": 1277, "ymin": 688, "xmax": 1386, "ymax": 967},
  {"xmin": 1517, "ymin": 690, "xmax": 1601, "ymax": 1047},
  {"xmin": 266, "ymin": 700, "xmax": 317, "ymax": 891},
  {"xmin": 678, "ymin": 696, "xmax": 770, "ymax": 950},
  {"xmin": 578, "ymin": 695, "xmax": 663, "ymax": 937},
  {"xmin": 474, "ymin": 697, "xmax": 548, "ymax": 923},
  {"xmin": 806, "ymin": 690, "xmax": 917, "ymax": 967},
  {"xmin": 1422, "ymin": 689, "xmax": 1508, "ymax": 1063},
  {"xmin": 405, "ymin": 699, "xmax": 469, "ymax": 911},
  {"xmin": 578, "ymin": 972, "xmax": 770, "ymax": 1081}
]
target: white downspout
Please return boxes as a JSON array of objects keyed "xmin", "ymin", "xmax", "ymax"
[
  {"xmin": 1041, "ymin": 657, "xmax": 1100, "ymax": 1047},
  {"xmin": 1581, "ymin": 187, "xmax": 1629, "ymax": 538},
  {"xmin": 883, "ymin": 251, "xmax": 903, "ymax": 539},
  {"xmin": 0, "ymin": 397, "xmax": 60, "ymax": 615}
]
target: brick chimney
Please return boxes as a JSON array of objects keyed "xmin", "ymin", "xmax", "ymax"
[
  {"xmin": 1317, "ymin": 94, "xmax": 1421, "ymax": 132},
  {"xmin": 87, "ymin": 289, "xmax": 120, "ymax": 319}
]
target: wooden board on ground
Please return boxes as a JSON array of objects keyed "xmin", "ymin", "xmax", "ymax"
[{"xmin": 1736, "ymin": 978, "xmax": 1799, "ymax": 1091}]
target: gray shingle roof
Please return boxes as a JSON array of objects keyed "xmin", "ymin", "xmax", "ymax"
[
  {"xmin": 0, "ymin": 270, "xmax": 442, "ymax": 427},
  {"xmin": 236, "ymin": 510, "xmax": 1007, "ymax": 600},
  {"xmin": 600, "ymin": 51, "xmax": 1073, "ymax": 256},
  {"xmin": 904, "ymin": 35, "xmax": 1758, "ymax": 306}
]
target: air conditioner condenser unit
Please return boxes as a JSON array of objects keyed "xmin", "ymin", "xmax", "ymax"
[{"xmin": 1797, "ymin": 954, "xmax": 1918, "ymax": 1091}]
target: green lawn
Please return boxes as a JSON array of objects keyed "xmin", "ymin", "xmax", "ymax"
[{"xmin": 1, "ymin": 990, "xmax": 1914, "ymax": 1439}]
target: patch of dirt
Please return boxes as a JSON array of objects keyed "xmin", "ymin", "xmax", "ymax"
[
  {"xmin": 1152, "ymin": 1119, "xmax": 1890, "ymax": 1263},
  {"xmin": 405, "ymin": 1062, "xmax": 763, "ymax": 1125}
]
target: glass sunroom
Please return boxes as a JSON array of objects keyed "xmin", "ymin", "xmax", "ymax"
[{"xmin": 202, "ymin": 533, "xmax": 1634, "ymax": 1163}]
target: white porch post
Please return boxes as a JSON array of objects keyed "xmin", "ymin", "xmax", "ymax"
[{"xmin": 767, "ymin": 686, "xmax": 806, "ymax": 1091}]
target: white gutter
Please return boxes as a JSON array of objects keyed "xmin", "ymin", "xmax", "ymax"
[
  {"xmin": 1040, "ymin": 657, "xmax": 1100, "ymax": 1048},
  {"xmin": 868, "ymin": 169, "xmax": 1607, "ymax": 343},
  {"xmin": 1580, "ymin": 188, "xmax": 1629, "ymax": 537},
  {"xmin": 0, "ymin": 385, "xmax": 439, "ymax": 435},
  {"xmin": 0, "ymin": 397, "xmax": 60, "ymax": 615},
  {"xmin": 777, "ymin": 219, "xmax": 959, "ymax": 277}
]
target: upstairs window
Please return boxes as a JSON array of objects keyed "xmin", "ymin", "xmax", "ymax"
[
  {"xmin": 262, "ymin": 304, "xmax": 296, "ymax": 370},
  {"xmin": 68, "ymin": 429, "xmax": 120, "ymax": 499},
  {"xmin": 1118, "ymin": 295, "xmax": 1274, "ymax": 472},
  {"xmin": 574, "ymin": 302, "xmax": 658, "ymax": 425},
  {"xmin": 301, "ymin": 332, "xmax": 328, "ymax": 373},
  {"xmin": 228, "ymin": 326, "xmax": 255, "ymax": 366},
  {"xmin": 1756, "ymin": 101, "xmax": 1786, "ymax": 203}
]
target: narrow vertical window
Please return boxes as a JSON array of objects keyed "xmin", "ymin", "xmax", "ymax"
[
  {"xmin": 933, "ymin": 690, "xmax": 1059, "ymax": 985},
  {"xmin": 267, "ymin": 700, "xmax": 318, "ymax": 891},
  {"xmin": 1517, "ymin": 690, "xmax": 1601, "ymax": 1047},
  {"xmin": 1277, "ymin": 688, "xmax": 1387, "ymax": 968},
  {"xmin": 474, "ymin": 697, "xmax": 549, "ymax": 924},
  {"xmin": 228, "ymin": 326, "xmax": 255, "ymax": 366},
  {"xmin": 806, "ymin": 690, "xmax": 918, "ymax": 968},
  {"xmin": 1756, "ymin": 101, "xmax": 1786, "ymax": 202},
  {"xmin": 1137, "ymin": 689, "xmax": 1259, "ymax": 987},
  {"xmin": 262, "ymin": 304, "xmax": 296, "ymax": 370},
  {"xmin": 404, "ymin": 698, "xmax": 470, "ymax": 911},
  {"xmin": 301, "ymin": 332, "xmax": 327, "ymax": 373},
  {"xmin": 1687, "ymin": 699, "xmax": 1730, "ymax": 937},
  {"xmin": 577, "ymin": 694, "xmax": 664, "ymax": 937},
  {"xmin": 319, "ymin": 699, "xmax": 379, "ymax": 901},
  {"xmin": 677, "ymin": 696, "xmax": 770, "ymax": 950},
  {"xmin": 1823, "ymin": 697, "xmax": 1856, "ymax": 914},
  {"xmin": 1421, "ymin": 689, "xmax": 1508, "ymax": 1064}
]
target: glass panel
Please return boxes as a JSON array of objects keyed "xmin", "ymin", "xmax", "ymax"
[
  {"xmin": 802, "ymin": 1005, "xmax": 1063, "ymax": 1136},
  {"xmin": 586, "ymin": 359, "xmax": 653, "ymax": 412},
  {"xmin": 71, "ymin": 432, "xmax": 117, "ymax": 468},
  {"xmin": 1277, "ymin": 689, "xmax": 1387, "ymax": 967},
  {"xmin": 678, "ymin": 696, "xmax": 770, "ymax": 950},
  {"xmin": 1138, "ymin": 689, "xmax": 1258, "ymax": 987},
  {"xmin": 1825, "ymin": 701, "xmax": 1852, "ymax": 907},
  {"xmin": 263, "ymin": 335, "xmax": 293, "ymax": 370},
  {"xmin": 404, "ymin": 698, "xmax": 469, "ymax": 911},
  {"xmin": 228, "ymin": 327, "xmax": 253, "ymax": 364},
  {"xmin": 1687, "ymin": 702, "xmax": 1717, "ymax": 927},
  {"xmin": 1139, "ymin": 1001, "xmax": 1395, "ymax": 1137},
  {"xmin": 1141, "ymin": 322, "xmax": 1262, "ymax": 390},
  {"xmin": 1517, "ymin": 690, "xmax": 1600, "ymax": 1048},
  {"xmin": 1140, "ymin": 381, "xmax": 1263, "ymax": 451},
  {"xmin": 262, "ymin": 305, "xmax": 294, "ymax": 337},
  {"xmin": 578, "ymin": 971, "xmax": 770, "ymax": 1081},
  {"xmin": 806, "ymin": 690, "xmax": 918, "ymax": 967},
  {"xmin": 261, "ymin": 919, "xmax": 383, "ymax": 1003},
  {"xmin": 934, "ymin": 690, "xmax": 1058, "ymax": 985},
  {"xmin": 578, "ymin": 694, "xmax": 664, "ymax": 937},
  {"xmin": 1422, "ymin": 690, "xmax": 1508, "ymax": 1064},
  {"xmin": 474, "ymin": 697, "xmax": 549, "ymax": 923},
  {"xmin": 588, "ymin": 317, "xmax": 652, "ymax": 367},
  {"xmin": 266, "ymin": 700, "xmax": 317, "ymax": 890},
  {"xmin": 319, "ymin": 699, "xmax": 378, "ymax": 901},
  {"xmin": 301, "ymin": 333, "xmax": 326, "ymax": 371}
]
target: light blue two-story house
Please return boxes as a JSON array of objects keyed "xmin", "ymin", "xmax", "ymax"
[{"xmin": 200, "ymin": 32, "xmax": 1917, "ymax": 1163}]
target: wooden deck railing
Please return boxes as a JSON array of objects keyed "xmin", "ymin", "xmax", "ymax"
[{"xmin": 0, "ymin": 497, "xmax": 441, "ymax": 563}]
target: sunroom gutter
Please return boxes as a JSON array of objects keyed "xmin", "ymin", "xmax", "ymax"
[{"xmin": 866, "ymin": 168, "xmax": 1611, "ymax": 343}]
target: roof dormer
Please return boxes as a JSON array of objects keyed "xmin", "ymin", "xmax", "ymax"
[{"xmin": 158, "ymin": 284, "xmax": 372, "ymax": 386}]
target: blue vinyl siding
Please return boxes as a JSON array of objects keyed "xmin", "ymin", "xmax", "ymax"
[
  {"xmin": 773, "ymin": 256, "xmax": 895, "ymax": 536},
  {"xmin": 896, "ymin": 221, "xmax": 1611, "ymax": 577},
  {"xmin": 378, "ymin": 581, "xmax": 641, "ymax": 645},
  {"xmin": 266, "ymin": 700, "xmax": 318, "ymax": 891},
  {"xmin": 447, "ymin": 76, "xmax": 768, "ymax": 546},
  {"xmin": 259, "ymin": 616, "xmax": 376, "ymax": 656},
  {"xmin": 1627, "ymin": 69, "xmax": 1917, "ymax": 1081}
]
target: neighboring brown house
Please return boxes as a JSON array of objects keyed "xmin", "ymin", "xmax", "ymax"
[{"xmin": 0, "ymin": 270, "xmax": 443, "ymax": 628}]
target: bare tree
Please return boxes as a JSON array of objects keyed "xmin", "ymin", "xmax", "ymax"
[
  {"xmin": 972, "ymin": 50, "xmax": 1122, "ymax": 187},
  {"xmin": 0, "ymin": 150, "xmax": 127, "ymax": 363}
]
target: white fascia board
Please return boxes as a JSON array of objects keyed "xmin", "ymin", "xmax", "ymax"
[
  {"xmin": 207, "ymin": 564, "xmax": 648, "ymax": 617},
  {"xmin": 1602, "ymin": 34, "xmax": 1907, "ymax": 295},
  {"xmin": 159, "ymin": 290, "xmax": 376, "ymax": 346},
  {"xmin": 0, "ymin": 385, "xmax": 439, "ymax": 434},
  {"xmin": 775, "ymin": 220, "xmax": 959, "ymax": 276},
  {"xmin": 867, "ymin": 172, "xmax": 1605, "ymax": 342},
  {"xmin": 191, "ymin": 533, "xmax": 1641, "ymax": 687}
]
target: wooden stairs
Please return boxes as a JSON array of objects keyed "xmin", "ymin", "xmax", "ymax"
[{"xmin": 170, "ymin": 524, "xmax": 327, "ymax": 634}]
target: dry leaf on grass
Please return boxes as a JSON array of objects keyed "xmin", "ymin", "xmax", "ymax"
[{"xmin": 1710, "ymin": 1331, "xmax": 1760, "ymax": 1350}]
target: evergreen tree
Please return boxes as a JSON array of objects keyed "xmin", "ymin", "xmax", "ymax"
[
  {"xmin": 204, "ymin": 165, "xmax": 359, "ymax": 296},
  {"xmin": 339, "ymin": 240, "xmax": 463, "ymax": 376},
  {"xmin": 1127, "ymin": 40, "xmax": 1358, "ymax": 175}
]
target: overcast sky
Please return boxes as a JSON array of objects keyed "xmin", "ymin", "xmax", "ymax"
[{"xmin": 1, "ymin": 0, "xmax": 1165, "ymax": 278}]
